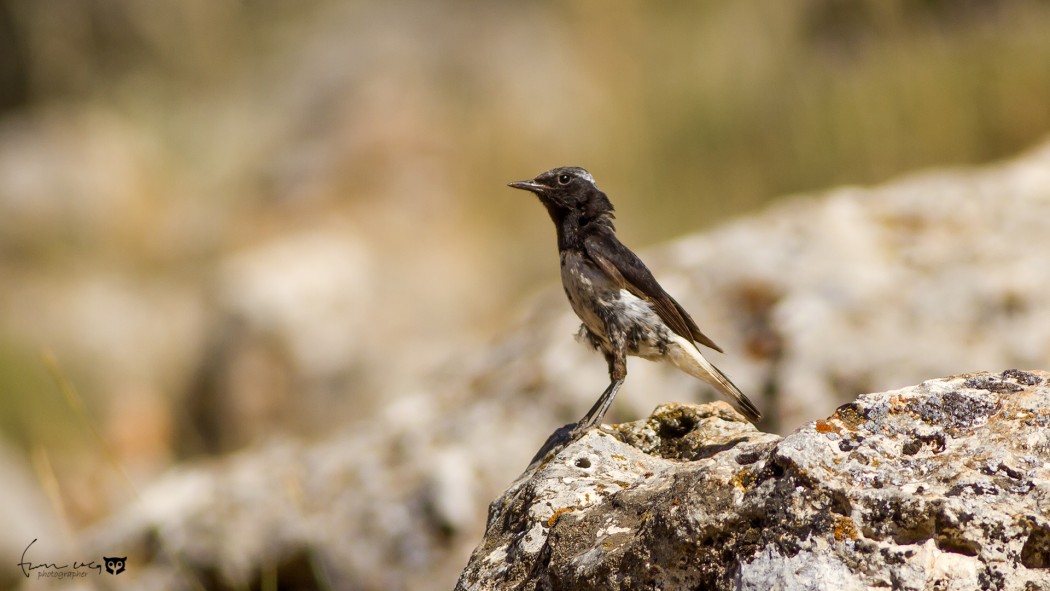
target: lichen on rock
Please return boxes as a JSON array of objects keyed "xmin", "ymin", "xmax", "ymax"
[{"xmin": 456, "ymin": 370, "xmax": 1050, "ymax": 591}]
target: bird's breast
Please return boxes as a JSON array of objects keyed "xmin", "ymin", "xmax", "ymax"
[{"xmin": 559, "ymin": 251, "xmax": 616, "ymax": 335}]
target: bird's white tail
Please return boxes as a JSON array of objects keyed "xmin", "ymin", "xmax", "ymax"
[{"xmin": 665, "ymin": 334, "xmax": 762, "ymax": 423}]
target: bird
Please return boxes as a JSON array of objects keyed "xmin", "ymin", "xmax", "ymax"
[{"xmin": 508, "ymin": 166, "xmax": 762, "ymax": 432}]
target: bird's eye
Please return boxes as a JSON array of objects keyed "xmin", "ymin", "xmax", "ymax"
[{"xmin": 557, "ymin": 174, "xmax": 572, "ymax": 185}]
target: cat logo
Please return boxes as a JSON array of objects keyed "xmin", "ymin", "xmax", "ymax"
[{"xmin": 104, "ymin": 557, "xmax": 126, "ymax": 575}]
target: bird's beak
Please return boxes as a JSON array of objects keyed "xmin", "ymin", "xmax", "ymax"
[{"xmin": 507, "ymin": 180, "xmax": 549, "ymax": 193}]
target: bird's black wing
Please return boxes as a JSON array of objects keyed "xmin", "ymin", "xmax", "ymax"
[{"xmin": 583, "ymin": 231, "xmax": 724, "ymax": 353}]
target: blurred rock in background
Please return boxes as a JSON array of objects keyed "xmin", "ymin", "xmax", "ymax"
[
  {"xmin": 74, "ymin": 140, "xmax": 1050, "ymax": 591},
  {"xmin": 2, "ymin": 0, "xmax": 1050, "ymax": 589}
]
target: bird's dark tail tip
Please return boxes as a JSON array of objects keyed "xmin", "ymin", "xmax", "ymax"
[
  {"xmin": 735, "ymin": 394, "xmax": 763, "ymax": 424},
  {"xmin": 707, "ymin": 361, "xmax": 762, "ymax": 424}
]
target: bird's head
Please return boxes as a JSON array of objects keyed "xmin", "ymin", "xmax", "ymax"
[{"xmin": 508, "ymin": 166, "xmax": 615, "ymax": 227}]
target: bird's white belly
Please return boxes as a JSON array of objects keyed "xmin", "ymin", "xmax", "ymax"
[{"xmin": 609, "ymin": 289, "xmax": 671, "ymax": 359}]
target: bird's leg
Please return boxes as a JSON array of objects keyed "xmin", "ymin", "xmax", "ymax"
[
  {"xmin": 575, "ymin": 350, "xmax": 627, "ymax": 432},
  {"xmin": 575, "ymin": 378, "xmax": 623, "ymax": 431},
  {"xmin": 527, "ymin": 352, "xmax": 624, "ymax": 469}
]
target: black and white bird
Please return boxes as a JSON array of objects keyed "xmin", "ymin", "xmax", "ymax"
[{"xmin": 509, "ymin": 166, "xmax": 762, "ymax": 431}]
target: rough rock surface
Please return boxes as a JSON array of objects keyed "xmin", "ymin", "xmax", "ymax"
[{"xmin": 456, "ymin": 370, "xmax": 1050, "ymax": 591}]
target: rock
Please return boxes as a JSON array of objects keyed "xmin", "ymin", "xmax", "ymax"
[
  {"xmin": 177, "ymin": 228, "xmax": 381, "ymax": 455},
  {"xmin": 456, "ymin": 370, "xmax": 1050, "ymax": 591},
  {"xmin": 75, "ymin": 387, "xmax": 541, "ymax": 591}
]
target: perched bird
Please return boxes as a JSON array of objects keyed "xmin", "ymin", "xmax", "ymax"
[{"xmin": 509, "ymin": 166, "xmax": 761, "ymax": 431}]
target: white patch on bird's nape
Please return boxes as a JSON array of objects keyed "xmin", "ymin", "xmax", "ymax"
[
  {"xmin": 546, "ymin": 166, "xmax": 597, "ymax": 187},
  {"xmin": 554, "ymin": 166, "xmax": 596, "ymax": 184}
]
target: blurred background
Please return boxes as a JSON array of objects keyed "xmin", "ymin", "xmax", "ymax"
[{"xmin": 3, "ymin": 0, "xmax": 1050, "ymax": 588}]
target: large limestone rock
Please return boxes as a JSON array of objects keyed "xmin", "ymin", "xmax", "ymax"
[{"xmin": 457, "ymin": 370, "xmax": 1050, "ymax": 591}]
